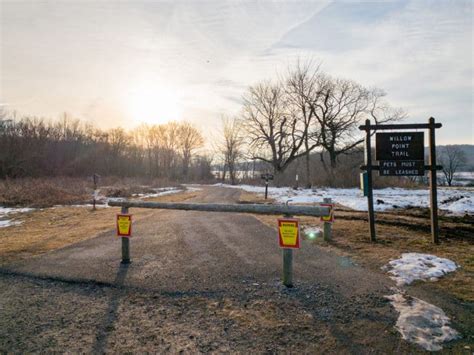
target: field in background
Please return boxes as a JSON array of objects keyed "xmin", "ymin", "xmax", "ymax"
[
  {"xmin": 0, "ymin": 176, "xmax": 181, "ymax": 208},
  {"xmin": 0, "ymin": 189, "xmax": 199, "ymax": 264}
]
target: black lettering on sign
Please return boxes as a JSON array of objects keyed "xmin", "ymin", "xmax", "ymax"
[{"xmin": 376, "ymin": 132, "xmax": 424, "ymax": 161}]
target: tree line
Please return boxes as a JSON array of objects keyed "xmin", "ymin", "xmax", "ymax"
[
  {"xmin": 0, "ymin": 110, "xmax": 211, "ymax": 181},
  {"xmin": 4, "ymin": 60, "xmax": 463, "ymax": 187},
  {"xmin": 217, "ymin": 60, "xmax": 406, "ymax": 186}
]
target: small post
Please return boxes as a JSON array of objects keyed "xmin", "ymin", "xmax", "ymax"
[
  {"xmin": 428, "ymin": 117, "xmax": 439, "ymax": 244},
  {"xmin": 92, "ymin": 174, "xmax": 97, "ymax": 211},
  {"xmin": 323, "ymin": 197, "xmax": 332, "ymax": 241},
  {"xmin": 364, "ymin": 120, "xmax": 376, "ymax": 242},
  {"xmin": 283, "ymin": 248, "xmax": 293, "ymax": 287},
  {"xmin": 281, "ymin": 212, "xmax": 294, "ymax": 288},
  {"xmin": 265, "ymin": 180, "xmax": 268, "ymax": 200},
  {"xmin": 121, "ymin": 206, "xmax": 130, "ymax": 264}
]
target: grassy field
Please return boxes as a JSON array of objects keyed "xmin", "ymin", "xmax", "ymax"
[
  {"xmin": 239, "ymin": 191, "xmax": 474, "ymax": 302},
  {"xmin": 0, "ymin": 190, "xmax": 198, "ymax": 264},
  {"xmin": 1, "ymin": 185, "xmax": 472, "ymax": 303},
  {"xmin": 0, "ymin": 176, "xmax": 181, "ymax": 207}
]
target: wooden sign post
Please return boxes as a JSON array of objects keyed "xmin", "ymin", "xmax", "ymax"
[
  {"xmin": 261, "ymin": 173, "xmax": 274, "ymax": 200},
  {"xmin": 359, "ymin": 117, "xmax": 442, "ymax": 244}
]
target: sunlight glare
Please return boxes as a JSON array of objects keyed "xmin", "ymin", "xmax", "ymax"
[{"xmin": 128, "ymin": 83, "xmax": 182, "ymax": 125}]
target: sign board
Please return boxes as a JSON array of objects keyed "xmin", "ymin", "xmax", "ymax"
[
  {"xmin": 116, "ymin": 214, "xmax": 132, "ymax": 237},
  {"xmin": 261, "ymin": 173, "xmax": 274, "ymax": 181},
  {"xmin": 379, "ymin": 160, "xmax": 425, "ymax": 176},
  {"xmin": 320, "ymin": 204, "xmax": 335, "ymax": 223},
  {"xmin": 278, "ymin": 218, "xmax": 300, "ymax": 249},
  {"xmin": 376, "ymin": 132, "xmax": 424, "ymax": 161}
]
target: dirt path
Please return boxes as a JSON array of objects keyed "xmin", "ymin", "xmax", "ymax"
[{"xmin": 0, "ymin": 186, "xmax": 468, "ymax": 353}]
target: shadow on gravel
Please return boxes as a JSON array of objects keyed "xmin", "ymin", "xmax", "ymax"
[{"xmin": 92, "ymin": 263, "xmax": 130, "ymax": 353}]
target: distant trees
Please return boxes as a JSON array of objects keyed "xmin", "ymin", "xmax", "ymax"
[
  {"xmin": 0, "ymin": 111, "xmax": 210, "ymax": 181},
  {"xmin": 239, "ymin": 60, "xmax": 404, "ymax": 186},
  {"xmin": 284, "ymin": 60, "xmax": 321, "ymax": 187},
  {"xmin": 177, "ymin": 122, "xmax": 205, "ymax": 177},
  {"xmin": 216, "ymin": 116, "xmax": 244, "ymax": 185},
  {"xmin": 440, "ymin": 146, "xmax": 466, "ymax": 186},
  {"xmin": 241, "ymin": 80, "xmax": 319, "ymax": 185}
]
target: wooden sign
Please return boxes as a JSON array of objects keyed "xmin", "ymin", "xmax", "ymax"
[
  {"xmin": 359, "ymin": 118, "xmax": 442, "ymax": 244},
  {"xmin": 116, "ymin": 214, "xmax": 132, "ymax": 237},
  {"xmin": 278, "ymin": 218, "xmax": 300, "ymax": 249},
  {"xmin": 376, "ymin": 132, "xmax": 424, "ymax": 161}
]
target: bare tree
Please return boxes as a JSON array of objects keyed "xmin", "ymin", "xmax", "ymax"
[
  {"xmin": 305, "ymin": 76, "xmax": 404, "ymax": 181},
  {"xmin": 440, "ymin": 146, "xmax": 466, "ymax": 186},
  {"xmin": 177, "ymin": 122, "xmax": 204, "ymax": 177},
  {"xmin": 242, "ymin": 80, "xmax": 318, "ymax": 184},
  {"xmin": 217, "ymin": 116, "xmax": 244, "ymax": 185},
  {"xmin": 0, "ymin": 112, "xmax": 213, "ymax": 180},
  {"xmin": 284, "ymin": 60, "xmax": 322, "ymax": 188}
]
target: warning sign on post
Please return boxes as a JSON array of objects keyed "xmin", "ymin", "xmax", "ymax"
[
  {"xmin": 116, "ymin": 214, "xmax": 132, "ymax": 237},
  {"xmin": 278, "ymin": 218, "xmax": 300, "ymax": 249},
  {"xmin": 320, "ymin": 204, "xmax": 335, "ymax": 223}
]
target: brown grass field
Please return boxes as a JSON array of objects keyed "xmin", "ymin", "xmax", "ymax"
[
  {"xmin": 0, "ymin": 190, "xmax": 198, "ymax": 264},
  {"xmin": 1, "ymin": 185, "xmax": 472, "ymax": 303},
  {"xmin": 239, "ymin": 191, "xmax": 474, "ymax": 302}
]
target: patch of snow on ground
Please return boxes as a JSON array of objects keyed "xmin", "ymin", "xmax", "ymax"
[
  {"xmin": 385, "ymin": 292, "xmax": 459, "ymax": 351},
  {"xmin": 185, "ymin": 187, "xmax": 203, "ymax": 192},
  {"xmin": 383, "ymin": 253, "xmax": 458, "ymax": 286},
  {"xmin": 0, "ymin": 219, "xmax": 22, "ymax": 228},
  {"xmin": 0, "ymin": 207, "xmax": 34, "ymax": 215},
  {"xmin": 131, "ymin": 187, "xmax": 181, "ymax": 198},
  {"xmin": 214, "ymin": 184, "xmax": 474, "ymax": 215},
  {"xmin": 0, "ymin": 207, "xmax": 34, "ymax": 228}
]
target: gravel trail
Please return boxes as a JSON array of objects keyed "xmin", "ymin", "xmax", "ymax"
[{"xmin": 0, "ymin": 186, "xmax": 444, "ymax": 353}]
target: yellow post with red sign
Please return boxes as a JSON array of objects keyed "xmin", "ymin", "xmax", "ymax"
[
  {"xmin": 278, "ymin": 218, "xmax": 300, "ymax": 249},
  {"xmin": 117, "ymin": 214, "xmax": 132, "ymax": 237},
  {"xmin": 278, "ymin": 217, "xmax": 300, "ymax": 288},
  {"xmin": 117, "ymin": 206, "xmax": 131, "ymax": 264},
  {"xmin": 320, "ymin": 198, "xmax": 334, "ymax": 241}
]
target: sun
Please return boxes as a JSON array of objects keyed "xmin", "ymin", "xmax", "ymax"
[{"xmin": 127, "ymin": 83, "xmax": 182, "ymax": 125}]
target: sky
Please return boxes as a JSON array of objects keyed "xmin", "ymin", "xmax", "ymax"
[{"xmin": 0, "ymin": 0, "xmax": 472, "ymax": 144}]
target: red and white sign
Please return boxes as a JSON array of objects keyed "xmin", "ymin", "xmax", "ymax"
[
  {"xmin": 278, "ymin": 218, "xmax": 300, "ymax": 249},
  {"xmin": 116, "ymin": 214, "xmax": 132, "ymax": 237}
]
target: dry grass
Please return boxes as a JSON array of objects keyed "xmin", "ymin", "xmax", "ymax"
[
  {"xmin": 0, "ymin": 176, "xmax": 182, "ymax": 208},
  {"xmin": 0, "ymin": 190, "xmax": 198, "ymax": 264},
  {"xmin": 0, "ymin": 177, "xmax": 90, "ymax": 207},
  {"xmin": 238, "ymin": 190, "xmax": 275, "ymax": 204},
  {"xmin": 236, "ymin": 188, "xmax": 473, "ymax": 301},
  {"xmin": 256, "ymin": 211, "xmax": 474, "ymax": 302}
]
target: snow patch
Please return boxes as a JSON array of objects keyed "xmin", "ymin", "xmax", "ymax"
[
  {"xmin": 385, "ymin": 292, "xmax": 459, "ymax": 351},
  {"xmin": 0, "ymin": 207, "xmax": 34, "ymax": 215},
  {"xmin": 383, "ymin": 253, "xmax": 458, "ymax": 286},
  {"xmin": 0, "ymin": 219, "xmax": 22, "ymax": 228},
  {"xmin": 185, "ymin": 187, "xmax": 203, "ymax": 192},
  {"xmin": 131, "ymin": 187, "xmax": 181, "ymax": 198},
  {"xmin": 0, "ymin": 207, "xmax": 34, "ymax": 228},
  {"xmin": 214, "ymin": 184, "xmax": 474, "ymax": 215}
]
